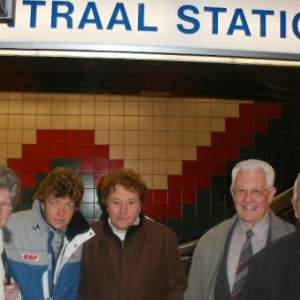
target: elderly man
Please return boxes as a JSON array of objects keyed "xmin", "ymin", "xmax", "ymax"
[
  {"xmin": 241, "ymin": 172, "xmax": 300, "ymax": 300},
  {"xmin": 184, "ymin": 159, "xmax": 295, "ymax": 300}
]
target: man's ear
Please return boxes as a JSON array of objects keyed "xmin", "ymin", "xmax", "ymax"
[
  {"xmin": 268, "ymin": 187, "xmax": 277, "ymax": 203},
  {"xmin": 293, "ymin": 202, "xmax": 298, "ymax": 219}
]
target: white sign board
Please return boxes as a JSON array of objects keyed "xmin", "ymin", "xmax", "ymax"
[{"xmin": 1, "ymin": 0, "xmax": 300, "ymax": 61}]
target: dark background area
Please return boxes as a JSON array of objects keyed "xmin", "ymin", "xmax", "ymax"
[{"xmin": 1, "ymin": 55, "xmax": 300, "ymax": 104}]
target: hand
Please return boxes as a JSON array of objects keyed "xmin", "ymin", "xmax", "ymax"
[{"xmin": 4, "ymin": 282, "xmax": 20, "ymax": 300}]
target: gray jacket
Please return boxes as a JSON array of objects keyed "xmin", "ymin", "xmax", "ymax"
[{"xmin": 183, "ymin": 212, "xmax": 295, "ymax": 300}]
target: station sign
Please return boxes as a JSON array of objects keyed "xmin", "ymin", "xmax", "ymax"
[{"xmin": 1, "ymin": 0, "xmax": 300, "ymax": 62}]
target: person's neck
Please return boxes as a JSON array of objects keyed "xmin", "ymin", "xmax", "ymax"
[{"xmin": 108, "ymin": 216, "xmax": 140, "ymax": 241}]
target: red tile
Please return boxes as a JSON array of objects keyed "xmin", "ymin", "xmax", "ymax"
[
  {"xmin": 240, "ymin": 132, "xmax": 254, "ymax": 147},
  {"xmin": 196, "ymin": 161, "xmax": 211, "ymax": 175},
  {"xmin": 182, "ymin": 161, "xmax": 197, "ymax": 174},
  {"xmin": 37, "ymin": 130, "xmax": 52, "ymax": 144},
  {"xmin": 22, "ymin": 144, "xmax": 37, "ymax": 158},
  {"xmin": 80, "ymin": 131, "xmax": 94, "ymax": 144},
  {"xmin": 239, "ymin": 118, "xmax": 254, "ymax": 132},
  {"xmin": 94, "ymin": 174, "xmax": 106, "ymax": 189},
  {"xmin": 153, "ymin": 190, "xmax": 168, "ymax": 205},
  {"xmin": 109, "ymin": 160, "xmax": 124, "ymax": 170},
  {"xmin": 197, "ymin": 175, "xmax": 211, "ymax": 189},
  {"xmin": 211, "ymin": 162, "xmax": 226, "ymax": 175},
  {"xmin": 254, "ymin": 119, "xmax": 268, "ymax": 132},
  {"xmin": 168, "ymin": 189, "xmax": 182, "ymax": 205},
  {"xmin": 168, "ymin": 175, "xmax": 182, "ymax": 189},
  {"xmin": 240, "ymin": 103, "xmax": 254, "ymax": 118},
  {"xmin": 52, "ymin": 130, "xmax": 66, "ymax": 143},
  {"xmin": 224, "ymin": 132, "xmax": 240, "ymax": 146},
  {"xmin": 145, "ymin": 189, "xmax": 154, "ymax": 203},
  {"xmin": 226, "ymin": 147, "xmax": 240, "ymax": 160},
  {"xmin": 211, "ymin": 132, "xmax": 225, "ymax": 146},
  {"xmin": 94, "ymin": 158, "xmax": 109, "ymax": 174},
  {"xmin": 22, "ymin": 158, "xmax": 37, "ymax": 172},
  {"xmin": 66, "ymin": 130, "xmax": 81, "ymax": 143},
  {"xmin": 22, "ymin": 172, "xmax": 37, "ymax": 188},
  {"xmin": 80, "ymin": 145, "xmax": 95, "ymax": 159},
  {"xmin": 143, "ymin": 203, "xmax": 152, "ymax": 217},
  {"xmin": 51, "ymin": 144, "xmax": 66, "ymax": 158},
  {"xmin": 254, "ymin": 103, "xmax": 268, "ymax": 119},
  {"xmin": 211, "ymin": 148, "xmax": 225, "ymax": 161},
  {"xmin": 36, "ymin": 144, "xmax": 51, "ymax": 158},
  {"xmin": 7, "ymin": 159, "xmax": 22, "ymax": 173},
  {"xmin": 183, "ymin": 174, "xmax": 197, "ymax": 189},
  {"xmin": 81, "ymin": 159, "xmax": 95, "ymax": 173},
  {"xmin": 35, "ymin": 158, "xmax": 51, "ymax": 173},
  {"xmin": 168, "ymin": 204, "xmax": 182, "ymax": 219},
  {"xmin": 152, "ymin": 203, "xmax": 168, "ymax": 219},
  {"xmin": 267, "ymin": 103, "xmax": 282, "ymax": 118},
  {"xmin": 95, "ymin": 145, "xmax": 109, "ymax": 158},
  {"xmin": 197, "ymin": 146, "xmax": 212, "ymax": 160},
  {"xmin": 65, "ymin": 144, "xmax": 80, "ymax": 159},
  {"xmin": 182, "ymin": 189, "xmax": 197, "ymax": 204},
  {"xmin": 226, "ymin": 118, "xmax": 241, "ymax": 132},
  {"xmin": 143, "ymin": 192, "xmax": 154, "ymax": 216}
]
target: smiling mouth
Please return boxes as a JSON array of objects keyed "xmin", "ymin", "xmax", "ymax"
[{"xmin": 243, "ymin": 205, "xmax": 256, "ymax": 211}]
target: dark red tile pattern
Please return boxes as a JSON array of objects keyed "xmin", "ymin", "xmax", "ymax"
[{"xmin": 6, "ymin": 102, "xmax": 291, "ymax": 241}]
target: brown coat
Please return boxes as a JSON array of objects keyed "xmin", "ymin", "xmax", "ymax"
[{"xmin": 78, "ymin": 215, "xmax": 187, "ymax": 300}]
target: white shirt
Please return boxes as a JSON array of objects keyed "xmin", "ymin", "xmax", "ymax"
[{"xmin": 108, "ymin": 217, "xmax": 140, "ymax": 242}]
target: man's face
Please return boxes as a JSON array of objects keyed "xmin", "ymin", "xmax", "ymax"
[
  {"xmin": 231, "ymin": 168, "xmax": 276, "ymax": 228},
  {"xmin": 41, "ymin": 195, "xmax": 76, "ymax": 230},
  {"xmin": 0, "ymin": 189, "xmax": 13, "ymax": 229},
  {"xmin": 107, "ymin": 184, "xmax": 141, "ymax": 231}
]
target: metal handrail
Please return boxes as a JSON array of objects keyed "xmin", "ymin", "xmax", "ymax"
[{"xmin": 270, "ymin": 187, "xmax": 293, "ymax": 214}]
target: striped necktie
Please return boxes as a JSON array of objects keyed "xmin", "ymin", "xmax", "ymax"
[{"xmin": 231, "ymin": 229, "xmax": 254, "ymax": 300}]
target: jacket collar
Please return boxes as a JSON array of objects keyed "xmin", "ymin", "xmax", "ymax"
[{"xmin": 103, "ymin": 211, "xmax": 145, "ymax": 243}]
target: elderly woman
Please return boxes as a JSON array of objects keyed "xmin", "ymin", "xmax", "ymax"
[
  {"xmin": 0, "ymin": 166, "xmax": 21, "ymax": 300},
  {"xmin": 79, "ymin": 168, "xmax": 187, "ymax": 300}
]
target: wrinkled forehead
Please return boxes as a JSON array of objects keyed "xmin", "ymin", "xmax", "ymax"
[{"xmin": 235, "ymin": 168, "xmax": 267, "ymax": 183}]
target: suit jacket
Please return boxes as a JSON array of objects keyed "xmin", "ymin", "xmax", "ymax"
[{"xmin": 184, "ymin": 212, "xmax": 295, "ymax": 300}]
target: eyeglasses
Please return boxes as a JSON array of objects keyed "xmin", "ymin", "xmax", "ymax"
[
  {"xmin": 47, "ymin": 199, "xmax": 76, "ymax": 212},
  {"xmin": 0, "ymin": 201, "xmax": 13, "ymax": 211},
  {"xmin": 232, "ymin": 187, "xmax": 270, "ymax": 199}
]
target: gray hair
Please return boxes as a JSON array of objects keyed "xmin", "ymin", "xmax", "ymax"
[
  {"xmin": 0, "ymin": 166, "xmax": 21, "ymax": 206},
  {"xmin": 231, "ymin": 159, "xmax": 275, "ymax": 189},
  {"xmin": 292, "ymin": 172, "xmax": 300, "ymax": 203}
]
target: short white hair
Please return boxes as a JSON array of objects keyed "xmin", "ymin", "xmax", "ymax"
[{"xmin": 231, "ymin": 159, "xmax": 275, "ymax": 190}]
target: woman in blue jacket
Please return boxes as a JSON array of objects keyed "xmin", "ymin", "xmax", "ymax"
[{"xmin": 4, "ymin": 167, "xmax": 94, "ymax": 300}]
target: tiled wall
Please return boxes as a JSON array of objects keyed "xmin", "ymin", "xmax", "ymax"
[{"xmin": 1, "ymin": 92, "xmax": 299, "ymax": 241}]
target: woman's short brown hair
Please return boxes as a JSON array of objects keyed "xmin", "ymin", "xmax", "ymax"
[
  {"xmin": 33, "ymin": 166, "xmax": 84, "ymax": 208},
  {"xmin": 101, "ymin": 168, "xmax": 147, "ymax": 207}
]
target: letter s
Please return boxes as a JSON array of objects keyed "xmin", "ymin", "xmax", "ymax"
[{"xmin": 177, "ymin": 5, "xmax": 200, "ymax": 34}]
